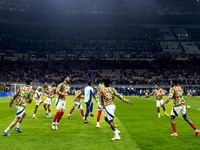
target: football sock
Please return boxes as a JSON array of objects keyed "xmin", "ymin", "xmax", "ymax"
[
  {"xmin": 46, "ymin": 110, "xmax": 48, "ymax": 113},
  {"xmin": 164, "ymin": 111, "xmax": 166, "ymax": 114},
  {"xmin": 69, "ymin": 108, "xmax": 74, "ymax": 114},
  {"xmin": 16, "ymin": 123, "xmax": 20, "ymax": 128},
  {"xmin": 53, "ymin": 112, "xmax": 60, "ymax": 123},
  {"xmin": 4, "ymin": 127, "xmax": 10, "ymax": 133},
  {"xmin": 97, "ymin": 110, "xmax": 102, "ymax": 122},
  {"xmin": 172, "ymin": 126, "xmax": 176, "ymax": 133},
  {"xmin": 33, "ymin": 114, "xmax": 35, "ymax": 117},
  {"xmin": 191, "ymin": 124, "xmax": 197, "ymax": 130},
  {"xmin": 57, "ymin": 112, "xmax": 64, "ymax": 123},
  {"xmin": 114, "ymin": 129, "xmax": 118, "ymax": 136},
  {"xmin": 81, "ymin": 110, "xmax": 84, "ymax": 117}
]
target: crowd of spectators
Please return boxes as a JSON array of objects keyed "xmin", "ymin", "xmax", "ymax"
[{"xmin": 0, "ymin": 58, "xmax": 200, "ymax": 86}]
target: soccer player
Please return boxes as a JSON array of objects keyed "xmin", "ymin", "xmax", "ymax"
[
  {"xmin": 68, "ymin": 87, "xmax": 85, "ymax": 120},
  {"xmin": 72, "ymin": 88, "xmax": 76, "ymax": 98},
  {"xmin": 96, "ymin": 78, "xmax": 105, "ymax": 128},
  {"xmin": 139, "ymin": 89, "xmax": 142, "ymax": 97},
  {"xmin": 99, "ymin": 78, "xmax": 133, "ymax": 140},
  {"xmin": 187, "ymin": 89, "xmax": 190, "ymax": 98},
  {"xmin": 145, "ymin": 84, "xmax": 169, "ymax": 118},
  {"xmin": 84, "ymin": 80, "xmax": 97, "ymax": 124},
  {"xmin": 32, "ymin": 81, "xmax": 48, "ymax": 119},
  {"xmin": 145, "ymin": 89, "xmax": 150, "ymax": 97},
  {"xmin": 2, "ymin": 78, "xmax": 34, "ymax": 136},
  {"xmin": 164, "ymin": 80, "xmax": 200, "ymax": 137},
  {"xmin": 52, "ymin": 76, "xmax": 70, "ymax": 130},
  {"xmin": 43, "ymin": 81, "xmax": 56, "ymax": 117}
]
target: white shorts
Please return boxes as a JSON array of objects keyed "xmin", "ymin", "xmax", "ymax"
[
  {"xmin": 171, "ymin": 105, "xmax": 186, "ymax": 116},
  {"xmin": 56, "ymin": 98, "xmax": 66, "ymax": 110},
  {"xmin": 98, "ymin": 101, "xmax": 103, "ymax": 110},
  {"xmin": 156, "ymin": 99, "xmax": 164, "ymax": 107},
  {"xmin": 105, "ymin": 105, "xmax": 116, "ymax": 121},
  {"xmin": 35, "ymin": 93, "xmax": 42, "ymax": 105},
  {"xmin": 72, "ymin": 101, "xmax": 83, "ymax": 109},
  {"xmin": 44, "ymin": 97, "xmax": 54, "ymax": 105},
  {"xmin": 16, "ymin": 105, "xmax": 25, "ymax": 118}
]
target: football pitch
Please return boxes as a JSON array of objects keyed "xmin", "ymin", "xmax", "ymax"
[{"xmin": 0, "ymin": 96, "xmax": 200, "ymax": 150}]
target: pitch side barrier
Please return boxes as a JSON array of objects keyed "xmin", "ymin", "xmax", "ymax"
[
  {"xmin": 0, "ymin": 92, "xmax": 15, "ymax": 97},
  {"xmin": 0, "ymin": 83, "xmax": 199, "ymax": 96}
]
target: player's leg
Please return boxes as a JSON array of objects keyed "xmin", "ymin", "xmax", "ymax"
[
  {"xmin": 78, "ymin": 103, "xmax": 85, "ymax": 120},
  {"xmin": 57, "ymin": 109, "xmax": 65, "ymax": 123},
  {"xmin": 14, "ymin": 111, "xmax": 26, "ymax": 133},
  {"xmin": 96, "ymin": 102, "xmax": 103, "ymax": 128},
  {"xmin": 162, "ymin": 105, "xmax": 169, "ymax": 117},
  {"xmin": 170, "ymin": 115, "xmax": 178, "ymax": 136},
  {"xmin": 33, "ymin": 105, "xmax": 39, "ymax": 119},
  {"xmin": 105, "ymin": 116, "xmax": 120, "ymax": 140},
  {"xmin": 32, "ymin": 95, "xmax": 41, "ymax": 119},
  {"xmin": 68, "ymin": 102, "xmax": 76, "ymax": 119},
  {"xmin": 80, "ymin": 109, "xmax": 85, "ymax": 120},
  {"xmin": 101, "ymin": 110, "xmax": 105, "ymax": 117},
  {"xmin": 105, "ymin": 105, "xmax": 120, "ymax": 140},
  {"xmin": 2, "ymin": 117, "xmax": 20, "ymax": 136},
  {"xmin": 43, "ymin": 103, "xmax": 48, "ymax": 116},
  {"xmin": 47, "ymin": 104, "xmax": 51, "ymax": 117},
  {"xmin": 181, "ymin": 106, "xmax": 199, "ymax": 136},
  {"xmin": 157, "ymin": 107, "xmax": 160, "ymax": 118},
  {"xmin": 47, "ymin": 98, "xmax": 54, "ymax": 117},
  {"xmin": 170, "ymin": 107, "xmax": 180, "ymax": 136},
  {"xmin": 43, "ymin": 98, "xmax": 49, "ymax": 116},
  {"xmin": 52, "ymin": 99, "xmax": 62, "ymax": 130},
  {"xmin": 3, "ymin": 106, "xmax": 25, "ymax": 135},
  {"xmin": 160, "ymin": 100, "xmax": 169, "ymax": 117},
  {"xmin": 156, "ymin": 100, "xmax": 160, "ymax": 118},
  {"xmin": 55, "ymin": 101, "xmax": 66, "ymax": 130},
  {"xmin": 84, "ymin": 102, "xmax": 90, "ymax": 123},
  {"xmin": 89, "ymin": 102, "xmax": 94, "ymax": 117}
]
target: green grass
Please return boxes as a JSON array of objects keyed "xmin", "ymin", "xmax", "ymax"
[{"xmin": 0, "ymin": 95, "xmax": 200, "ymax": 150}]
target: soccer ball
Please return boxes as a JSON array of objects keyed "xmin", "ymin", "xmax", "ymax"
[{"xmin": 187, "ymin": 105, "xmax": 190, "ymax": 109}]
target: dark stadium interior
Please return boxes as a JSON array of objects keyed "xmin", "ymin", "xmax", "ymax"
[{"xmin": 0, "ymin": 0, "xmax": 200, "ymax": 94}]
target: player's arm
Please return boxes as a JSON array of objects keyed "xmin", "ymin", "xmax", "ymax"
[
  {"xmin": 162, "ymin": 89, "xmax": 166, "ymax": 96},
  {"xmin": 164, "ymin": 88, "xmax": 174, "ymax": 105},
  {"xmin": 99, "ymin": 90, "xmax": 104, "ymax": 107},
  {"xmin": 52, "ymin": 88, "xmax": 57, "ymax": 98},
  {"xmin": 43, "ymin": 87, "xmax": 49, "ymax": 97},
  {"xmin": 9, "ymin": 88, "xmax": 20, "ymax": 108},
  {"xmin": 114, "ymin": 89, "xmax": 133, "ymax": 105},
  {"xmin": 90, "ymin": 89, "xmax": 97, "ymax": 102},
  {"xmin": 45, "ymin": 88, "xmax": 50, "ymax": 95},
  {"xmin": 145, "ymin": 90, "xmax": 154, "ymax": 98},
  {"xmin": 28, "ymin": 90, "xmax": 34, "ymax": 104}
]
